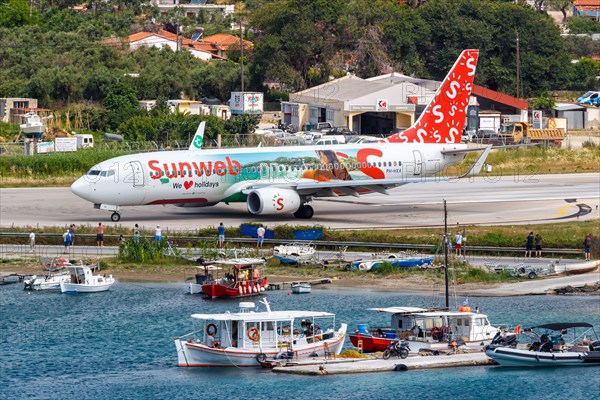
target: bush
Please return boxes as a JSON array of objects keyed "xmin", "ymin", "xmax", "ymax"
[{"xmin": 118, "ymin": 237, "xmax": 171, "ymax": 263}]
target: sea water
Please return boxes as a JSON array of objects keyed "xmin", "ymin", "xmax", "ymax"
[{"xmin": 1, "ymin": 282, "xmax": 599, "ymax": 400}]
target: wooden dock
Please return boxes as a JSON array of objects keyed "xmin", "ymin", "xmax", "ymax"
[
  {"xmin": 271, "ymin": 352, "xmax": 496, "ymax": 375},
  {"xmin": 267, "ymin": 278, "xmax": 333, "ymax": 291}
]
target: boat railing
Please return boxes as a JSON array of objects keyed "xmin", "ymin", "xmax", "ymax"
[{"xmin": 176, "ymin": 328, "xmax": 206, "ymax": 341}]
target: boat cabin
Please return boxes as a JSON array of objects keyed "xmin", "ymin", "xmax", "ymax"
[
  {"xmin": 66, "ymin": 266, "xmax": 94, "ymax": 284},
  {"xmin": 190, "ymin": 302, "xmax": 336, "ymax": 351},
  {"xmin": 371, "ymin": 307, "xmax": 496, "ymax": 343}
]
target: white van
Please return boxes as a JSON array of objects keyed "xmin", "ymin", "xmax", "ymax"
[
  {"xmin": 313, "ymin": 138, "xmax": 339, "ymax": 146},
  {"xmin": 75, "ymin": 134, "xmax": 94, "ymax": 149}
]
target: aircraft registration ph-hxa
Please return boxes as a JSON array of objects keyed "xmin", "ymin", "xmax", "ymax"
[{"xmin": 71, "ymin": 49, "xmax": 492, "ymax": 222}]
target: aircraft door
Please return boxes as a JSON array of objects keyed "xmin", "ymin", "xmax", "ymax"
[
  {"xmin": 122, "ymin": 161, "xmax": 146, "ymax": 202},
  {"xmin": 412, "ymin": 150, "xmax": 422, "ymax": 175}
]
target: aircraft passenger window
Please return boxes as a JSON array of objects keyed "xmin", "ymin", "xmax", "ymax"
[
  {"xmin": 378, "ymin": 162, "xmax": 382, "ymax": 167},
  {"xmin": 246, "ymin": 168, "xmax": 250, "ymax": 173},
  {"xmin": 334, "ymin": 163, "xmax": 338, "ymax": 169},
  {"xmin": 362, "ymin": 162, "xmax": 367, "ymax": 168},
  {"xmin": 329, "ymin": 163, "xmax": 333, "ymax": 169}
]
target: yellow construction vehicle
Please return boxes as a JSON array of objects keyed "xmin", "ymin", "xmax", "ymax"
[{"xmin": 497, "ymin": 122, "xmax": 565, "ymax": 147}]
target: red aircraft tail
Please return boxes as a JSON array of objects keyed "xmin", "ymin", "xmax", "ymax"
[{"xmin": 382, "ymin": 49, "xmax": 479, "ymax": 144}]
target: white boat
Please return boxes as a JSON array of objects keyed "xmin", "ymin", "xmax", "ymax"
[
  {"xmin": 485, "ymin": 322, "xmax": 600, "ymax": 367},
  {"xmin": 273, "ymin": 243, "xmax": 316, "ymax": 264},
  {"xmin": 291, "ymin": 282, "xmax": 311, "ymax": 294},
  {"xmin": 349, "ymin": 306, "xmax": 500, "ymax": 353},
  {"xmin": 24, "ymin": 272, "xmax": 70, "ymax": 291},
  {"xmin": 187, "ymin": 265, "xmax": 222, "ymax": 294},
  {"xmin": 174, "ymin": 299, "xmax": 347, "ymax": 367},
  {"xmin": 60, "ymin": 265, "xmax": 115, "ymax": 293},
  {"xmin": 19, "ymin": 112, "xmax": 46, "ymax": 137},
  {"xmin": 552, "ymin": 260, "xmax": 599, "ymax": 275}
]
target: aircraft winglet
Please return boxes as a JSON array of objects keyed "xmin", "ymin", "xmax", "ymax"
[
  {"xmin": 457, "ymin": 144, "xmax": 493, "ymax": 178},
  {"xmin": 189, "ymin": 121, "xmax": 206, "ymax": 150}
]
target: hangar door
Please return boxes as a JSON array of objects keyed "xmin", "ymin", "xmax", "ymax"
[{"xmin": 360, "ymin": 112, "xmax": 395, "ymax": 136}]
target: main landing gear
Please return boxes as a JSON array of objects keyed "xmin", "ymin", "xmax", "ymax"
[{"xmin": 293, "ymin": 204, "xmax": 314, "ymax": 219}]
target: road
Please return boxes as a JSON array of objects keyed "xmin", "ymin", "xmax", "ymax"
[{"xmin": 1, "ymin": 173, "xmax": 598, "ymax": 230}]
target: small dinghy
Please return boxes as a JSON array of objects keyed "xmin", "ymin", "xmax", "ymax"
[{"xmin": 485, "ymin": 322, "xmax": 600, "ymax": 367}]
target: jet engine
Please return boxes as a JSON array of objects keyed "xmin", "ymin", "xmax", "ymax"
[{"xmin": 247, "ymin": 188, "xmax": 301, "ymax": 215}]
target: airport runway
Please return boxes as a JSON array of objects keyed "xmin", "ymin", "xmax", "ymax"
[{"xmin": 1, "ymin": 173, "xmax": 598, "ymax": 230}]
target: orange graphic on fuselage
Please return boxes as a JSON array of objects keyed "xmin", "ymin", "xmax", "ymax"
[{"xmin": 357, "ymin": 148, "xmax": 385, "ymax": 179}]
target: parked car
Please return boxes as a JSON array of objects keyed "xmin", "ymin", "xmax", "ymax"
[
  {"xmin": 346, "ymin": 135, "xmax": 380, "ymax": 144},
  {"xmin": 326, "ymin": 126, "xmax": 355, "ymax": 135},
  {"xmin": 577, "ymin": 91, "xmax": 600, "ymax": 106},
  {"xmin": 473, "ymin": 129, "xmax": 501, "ymax": 144}
]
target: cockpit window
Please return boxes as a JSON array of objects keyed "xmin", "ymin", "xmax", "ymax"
[
  {"xmin": 100, "ymin": 170, "xmax": 115, "ymax": 177},
  {"xmin": 87, "ymin": 170, "xmax": 101, "ymax": 176}
]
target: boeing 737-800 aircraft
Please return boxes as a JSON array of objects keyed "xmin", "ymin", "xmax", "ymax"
[{"xmin": 71, "ymin": 50, "xmax": 491, "ymax": 222}]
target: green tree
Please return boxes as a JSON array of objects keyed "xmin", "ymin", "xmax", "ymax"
[
  {"xmin": 103, "ymin": 82, "xmax": 141, "ymax": 130},
  {"xmin": 0, "ymin": 0, "xmax": 36, "ymax": 28}
]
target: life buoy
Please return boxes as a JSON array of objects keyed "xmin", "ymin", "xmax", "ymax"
[
  {"xmin": 206, "ymin": 323, "xmax": 218, "ymax": 336},
  {"xmin": 248, "ymin": 326, "xmax": 260, "ymax": 341},
  {"xmin": 431, "ymin": 326, "xmax": 443, "ymax": 340}
]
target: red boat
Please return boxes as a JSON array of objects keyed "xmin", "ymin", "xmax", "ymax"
[{"xmin": 201, "ymin": 258, "xmax": 268, "ymax": 299}]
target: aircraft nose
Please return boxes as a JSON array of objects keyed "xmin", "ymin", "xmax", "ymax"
[{"xmin": 70, "ymin": 177, "xmax": 92, "ymax": 201}]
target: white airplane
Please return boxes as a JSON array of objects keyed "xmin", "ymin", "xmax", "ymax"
[{"xmin": 71, "ymin": 49, "xmax": 491, "ymax": 222}]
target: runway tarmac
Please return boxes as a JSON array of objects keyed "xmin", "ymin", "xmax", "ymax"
[{"xmin": 1, "ymin": 173, "xmax": 598, "ymax": 230}]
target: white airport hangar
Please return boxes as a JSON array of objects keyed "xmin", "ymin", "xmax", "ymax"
[
  {"xmin": 281, "ymin": 73, "xmax": 527, "ymax": 136},
  {"xmin": 281, "ymin": 73, "xmax": 436, "ymax": 135}
]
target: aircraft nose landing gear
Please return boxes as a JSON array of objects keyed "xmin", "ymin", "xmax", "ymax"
[{"xmin": 111, "ymin": 212, "xmax": 121, "ymax": 222}]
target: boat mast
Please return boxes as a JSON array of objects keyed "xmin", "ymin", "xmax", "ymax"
[{"xmin": 443, "ymin": 199, "xmax": 449, "ymax": 309}]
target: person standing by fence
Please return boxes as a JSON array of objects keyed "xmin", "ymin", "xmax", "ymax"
[
  {"xmin": 584, "ymin": 234, "xmax": 592, "ymax": 261},
  {"xmin": 63, "ymin": 230, "xmax": 71, "ymax": 254},
  {"xmin": 218, "ymin": 222, "xmax": 225, "ymax": 248},
  {"xmin": 525, "ymin": 232, "xmax": 534, "ymax": 258},
  {"xmin": 155, "ymin": 225, "xmax": 162, "ymax": 241},
  {"xmin": 96, "ymin": 223, "xmax": 105, "ymax": 247},
  {"xmin": 29, "ymin": 231, "xmax": 36, "ymax": 252},
  {"xmin": 68, "ymin": 224, "xmax": 77, "ymax": 246},
  {"xmin": 535, "ymin": 234, "xmax": 542, "ymax": 258},
  {"xmin": 256, "ymin": 224, "xmax": 265, "ymax": 248},
  {"xmin": 133, "ymin": 224, "xmax": 140, "ymax": 242}
]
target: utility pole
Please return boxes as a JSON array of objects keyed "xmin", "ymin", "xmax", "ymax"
[
  {"xmin": 443, "ymin": 199, "xmax": 449, "ymax": 310},
  {"xmin": 240, "ymin": 8, "xmax": 244, "ymax": 92},
  {"xmin": 516, "ymin": 31, "xmax": 521, "ymax": 99}
]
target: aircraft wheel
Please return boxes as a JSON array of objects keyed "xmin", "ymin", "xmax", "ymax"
[
  {"xmin": 294, "ymin": 205, "xmax": 314, "ymax": 219},
  {"xmin": 111, "ymin": 212, "xmax": 121, "ymax": 222}
]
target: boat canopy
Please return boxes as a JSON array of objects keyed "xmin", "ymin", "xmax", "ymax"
[
  {"xmin": 530, "ymin": 322, "xmax": 594, "ymax": 330},
  {"xmin": 368, "ymin": 307, "xmax": 430, "ymax": 314},
  {"xmin": 213, "ymin": 258, "xmax": 265, "ymax": 266},
  {"xmin": 190, "ymin": 310, "xmax": 334, "ymax": 322}
]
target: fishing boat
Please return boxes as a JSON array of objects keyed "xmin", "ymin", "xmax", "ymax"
[
  {"xmin": 174, "ymin": 299, "xmax": 347, "ymax": 367},
  {"xmin": 19, "ymin": 112, "xmax": 46, "ymax": 137},
  {"xmin": 485, "ymin": 322, "xmax": 600, "ymax": 367},
  {"xmin": 291, "ymin": 282, "xmax": 311, "ymax": 294},
  {"xmin": 201, "ymin": 258, "xmax": 268, "ymax": 299},
  {"xmin": 273, "ymin": 243, "xmax": 316, "ymax": 264},
  {"xmin": 187, "ymin": 264, "xmax": 222, "ymax": 295},
  {"xmin": 60, "ymin": 265, "xmax": 115, "ymax": 293},
  {"xmin": 24, "ymin": 272, "xmax": 70, "ymax": 291},
  {"xmin": 349, "ymin": 306, "xmax": 500, "ymax": 353}
]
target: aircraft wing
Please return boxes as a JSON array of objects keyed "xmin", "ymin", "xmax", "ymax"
[{"xmin": 242, "ymin": 145, "xmax": 493, "ymax": 198}]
